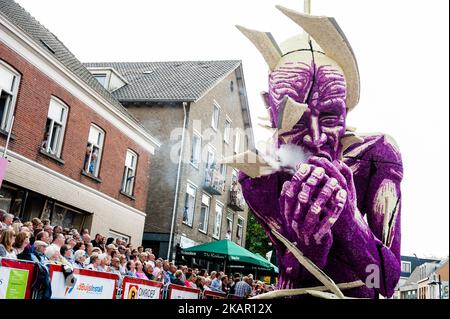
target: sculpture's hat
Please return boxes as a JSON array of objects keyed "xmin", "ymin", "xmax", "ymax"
[{"xmin": 236, "ymin": 5, "xmax": 360, "ymax": 111}]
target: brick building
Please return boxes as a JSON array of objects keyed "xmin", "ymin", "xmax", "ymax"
[
  {"xmin": 84, "ymin": 61, "xmax": 254, "ymax": 259},
  {"xmin": 0, "ymin": 0, "xmax": 160, "ymax": 245}
]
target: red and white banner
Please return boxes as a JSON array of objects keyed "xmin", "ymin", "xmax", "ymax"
[
  {"xmin": 167, "ymin": 284, "xmax": 200, "ymax": 299},
  {"xmin": 0, "ymin": 258, "xmax": 35, "ymax": 299},
  {"xmin": 203, "ymin": 289, "xmax": 226, "ymax": 299},
  {"xmin": 49, "ymin": 265, "xmax": 118, "ymax": 299},
  {"xmin": 121, "ymin": 276, "xmax": 162, "ymax": 299}
]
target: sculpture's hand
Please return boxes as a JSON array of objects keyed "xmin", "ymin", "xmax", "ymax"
[
  {"xmin": 279, "ymin": 162, "xmax": 348, "ymax": 267},
  {"xmin": 307, "ymin": 157, "xmax": 359, "ymax": 240}
]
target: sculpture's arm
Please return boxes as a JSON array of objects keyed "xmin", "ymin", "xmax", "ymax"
[{"xmin": 335, "ymin": 135, "xmax": 403, "ymax": 298}]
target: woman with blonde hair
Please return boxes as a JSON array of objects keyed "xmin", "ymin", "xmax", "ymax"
[
  {"xmin": 12, "ymin": 222, "xmax": 22, "ymax": 235},
  {"xmin": 0, "ymin": 229, "xmax": 17, "ymax": 259}
]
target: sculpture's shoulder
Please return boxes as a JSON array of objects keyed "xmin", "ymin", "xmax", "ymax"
[{"xmin": 342, "ymin": 131, "xmax": 402, "ymax": 166}]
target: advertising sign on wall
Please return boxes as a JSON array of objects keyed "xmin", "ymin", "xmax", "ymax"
[
  {"xmin": 168, "ymin": 284, "xmax": 200, "ymax": 299},
  {"xmin": 49, "ymin": 264, "xmax": 118, "ymax": 299},
  {"xmin": 0, "ymin": 258, "xmax": 35, "ymax": 299},
  {"xmin": 121, "ymin": 276, "xmax": 162, "ymax": 299}
]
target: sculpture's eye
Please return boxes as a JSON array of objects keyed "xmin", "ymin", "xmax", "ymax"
[{"xmin": 320, "ymin": 115, "xmax": 341, "ymax": 127}]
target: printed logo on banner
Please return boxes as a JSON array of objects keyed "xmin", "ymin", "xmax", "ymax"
[
  {"xmin": 128, "ymin": 284, "xmax": 139, "ymax": 299},
  {"xmin": 50, "ymin": 270, "xmax": 115, "ymax": 299},
  {"xmin": 64, "ymin": 286, "xmax": 75, "ymax": 296}
]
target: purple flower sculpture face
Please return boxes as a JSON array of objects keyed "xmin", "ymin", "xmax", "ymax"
[{"xmin": 268, "ymin": 52, "xmax": 347, "ymax": 161}]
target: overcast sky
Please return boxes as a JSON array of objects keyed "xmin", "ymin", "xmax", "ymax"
[{"xmin": 14, "ymin": 0, "xmax": 449, "ymax": 258}]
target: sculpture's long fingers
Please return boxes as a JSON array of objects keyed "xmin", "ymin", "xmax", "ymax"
[
  {"xmin": 283, "ymin": 163, "xmax": 313, "ymax": 222},
  {"xmin": 314, "ymin": 189, "xmax": 347, "ymax": 243},
  {"xmin": 292, "ymin": 167, "xmax": 326, "ymax": 239},
  {"xmin": 271, "ymin": 227, "xmax": 345, "ymax": 299},
  {"xmin": 309, "ymin": 156, "xmax": 347, "ymax": 188},
  {"xmin": 302, "ymin": 177, "xmax": 339, "ymax": 235},
  {"xmin": 333, "ymin": 160, "xmax": 357, "ymax": 200}
]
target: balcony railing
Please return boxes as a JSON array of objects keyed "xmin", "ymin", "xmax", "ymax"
[
  {"xmin": 203, "ymin": 167, "xmax": 225, "ymax": 195},
  {"xmin": 228, "ymin": 185, "xmax": 245, "ymax": 211}
]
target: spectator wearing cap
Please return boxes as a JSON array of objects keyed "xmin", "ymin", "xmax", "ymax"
[{"xmin": 33, "ymin": 240, "xmax": 49, "ymax": 263}]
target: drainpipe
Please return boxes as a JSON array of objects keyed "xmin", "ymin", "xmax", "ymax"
[{"xmin": 167, "ymin": 102, "xmax": 189, "ymax": 260}]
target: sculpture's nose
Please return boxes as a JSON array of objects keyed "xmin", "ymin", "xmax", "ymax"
[{"xmin": 303, "ymin": 115, "xmax": 327, "ymax": 148}]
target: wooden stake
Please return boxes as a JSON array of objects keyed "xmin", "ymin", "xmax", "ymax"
[{"xmin": 304, "ymin": 0, "xmax": 311, "ymax": 42}]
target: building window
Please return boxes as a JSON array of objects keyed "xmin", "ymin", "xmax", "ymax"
[
  {"xmin": 211, "ymin": 103, "xmax": 220, "ymax": 130},
  {"xmin": 94, "ymin": 73, "xmax": 108, "ymax": 89},
  {"xmin": 236, "ymin": 217, "xmax": 244, "ymax": 245},
  {"xmin": 108, "ymin": 230, "xmax": 130, "ymax": 244},
  {"xmin": 83, "ymin": 124, "xmax": 105, "ymax": 177},
  {"xmin": 121, "ymin": 150, "xmax": 138, "ymax": 196},
  {"xmin": 50, "ymin": 203, "xmax": 87, "ymax": 230},
  {"xmin": 226, "ymin": 211, "xmax": 233, "ymax": 240},
  {"xmin": 190, "ymin": 133, "xmax": 201, "ymax": 167},
  {"xmin": 183, "ymin": 183, "xmax": 197, "ymax": 227},
  {"xmin": 41, "ymin": 97, "xmax": 68, "ymax": 157},
  {"xmin": 0, "ymin": 61, "xmax": 21, "ymax": 132},
  {"xmin": 213, "ymin": 203, "xmax": 223, "ymax": 239},
  {"xmin": 401, "ymin": 261, "xmax": 411, "ymax": 273},
  {"xmin": 224, "ymin": 119, "xmax": 231, "ymax": 144},
  {"xmin": 220, "ymin": 160, "xmax": 227, "ymax": 179},
  {"xmin": 234, "ymin": 130, "xmax": 241, "ymax": 154},
  {"xmin": 198, "ymin": 193, "xmax": 210, "ymax": 233},
  {"xmin": 206, "ymin": 146, "xmax": 215, "ymax": 171}
]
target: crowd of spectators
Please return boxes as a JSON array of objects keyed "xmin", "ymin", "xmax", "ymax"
[{"xmin": 0, "ymin": 210, "xmax": 275, "ymax": 299}]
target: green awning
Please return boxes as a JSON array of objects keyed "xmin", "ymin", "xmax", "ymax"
[{"xmin": 181, "ymin": 239, "xmax": 275, "ymax": 271}]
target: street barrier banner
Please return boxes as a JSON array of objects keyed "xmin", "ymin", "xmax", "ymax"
[
  {"xmin": 168, "ymin": 284, "xmax": 200, "ymax": 299},
  {"xmin": 0, "ymin": 258, "xmax": 35, "ymax": 299},
  {"xmin": 121, "ymin": 276, "xmax": 162, "ymax": 299},
  {"xmin": 202, "ymin": 289, "xmax": 226, "ymax": 299},
  {"xmin": 49, "ymin": 264, "xmax": 118, "ymax": 299}
]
